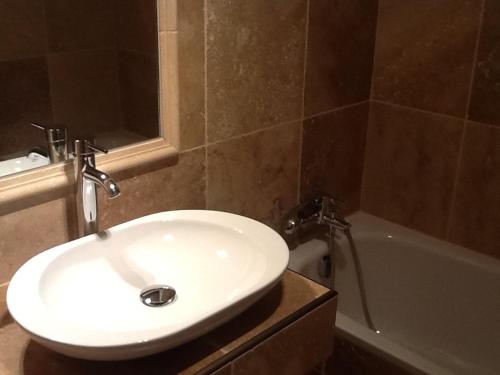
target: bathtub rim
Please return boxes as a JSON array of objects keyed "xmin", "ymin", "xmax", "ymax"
[{"xmin": 344, "ymin": 212, "xmax": 500, "ymax": 276}]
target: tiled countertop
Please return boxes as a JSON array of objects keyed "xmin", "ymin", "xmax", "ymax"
[{"xmin": 0, "ymin": 270, "xmax": 335, "ymax": 375}]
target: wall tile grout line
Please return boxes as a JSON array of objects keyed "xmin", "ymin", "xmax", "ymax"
[
  {"xmin": 204, "ymin": 100, "xmax": 371, "ymax": 156},
  {"xmin": 445, "ymin": 0, "xmax": 487, "ymax": 240},
  {"xmin": 362, "ymin": 0, "xmax": 380, "ymax": 209},
  {"xmin": 206, "ymin": 118, "xmax": 301, "ymax": 148},
  {"xmin": 297, "ymin": 0, "xmax": 311, "ymax": 205},
  {"xmin": 203, "ymin": 0, "xmax": 209, "ymax": 210},
  {"xmin": 303, "ymin": 100, "xmax": 370, "ymax": 122},
  {"xmin": 370, "ymin": 99, "xmax": 468, "ymax": 122},
  {"xmin": 179, "ymin": 144, "xmax": 206, "ymax": 154},
  {"xmin": 368, "ymin": 0, "xmax": 381, "ymax": 101},
  {"xmin": 463, "ymin": 0, "xmax": 487, "ymax": 123},
  {"xmin": 359, "ymin": 101, "xmax": 372, "ymax": 211},
  {"xmin": 466, "ymin": 120, "xmax": 500, "ymax": 129},
  {"xmin": 39, "ymin": 0, "xmax": 56, "ymax": 126},
  {"xmin": 444, "ymin": 120, "xmax": 467, "ymax": 240},
  {"xmin": 202, "ymin": 95, "xmax": 367, "ymax": 163}
]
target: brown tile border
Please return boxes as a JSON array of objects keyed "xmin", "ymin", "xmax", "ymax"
[
  {"xmin": 0, "ymin": 271, "xmax": 334, "ymax": 374},
  {"xmin": 231, "ymin": 298, "xmax": 336, "ymax": 375},
  {"xmin": 197, "ymin": 286, "xmax": 337, "ymax": 375},
  {"xmin": 0, "ymin": 283, "xmax": 11, "ymax": 328}
]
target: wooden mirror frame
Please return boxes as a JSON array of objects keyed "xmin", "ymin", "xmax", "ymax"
[{"xmin": 0, "ymin": 0, "xmax": 179, "ymax": 213}]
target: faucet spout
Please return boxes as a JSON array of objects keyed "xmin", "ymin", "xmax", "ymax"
[
  {"xmin": 74, "ymin": 139, "xmax": 121, "ymax": 237},
  {"xmin": 83, "ymin": 166, "xmax": 121, "ymax": 198}
]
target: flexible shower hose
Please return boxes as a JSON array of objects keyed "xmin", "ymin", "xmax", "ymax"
[{"xmin": 328, "ymin": 226, "xmax": 378, "ymax": 333}]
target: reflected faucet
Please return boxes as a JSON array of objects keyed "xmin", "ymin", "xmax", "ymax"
[
  {"xmin": 30, "ymin": 122, "xmax": 68, "ymax": 163},
  {"xmin": 73, "ymin": 139, "xmax": 121, "ymax": 237}
]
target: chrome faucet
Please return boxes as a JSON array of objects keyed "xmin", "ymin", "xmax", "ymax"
[
  {"xmin": 284, "ymin": 195, "xmax": 351, "ymax": 236},
  {"xmin": 73, "ymin": 139, "xmax": 121, "ymax": 237},
  {"xmin": 30, "ymin": 122, "xmax": 68, "ymax": 163}
]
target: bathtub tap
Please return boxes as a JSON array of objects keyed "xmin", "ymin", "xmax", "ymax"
[
  {"xmin": 284, "ymin": 196, "xmax": 350, "ymax": 236},
  {"xmin": 285, "ymin": 195, "xmax": 378, "ymax": 334}
]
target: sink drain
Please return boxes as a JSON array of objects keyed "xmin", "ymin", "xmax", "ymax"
[{"xmin": 140, "ymin": 285, "xmax": 176, "ymax": 307}]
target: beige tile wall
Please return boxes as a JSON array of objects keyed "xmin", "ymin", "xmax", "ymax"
[
  {"xmin": 206, "ymin": 0, "xmax": 307, "ymax": 142},
  {"xmin": 5, "ymin": 0, "xmax": 497, "ymax": 286},
  {"xmin": 1, "ymin": 0, "xmax": 377, "ymax": 287}
]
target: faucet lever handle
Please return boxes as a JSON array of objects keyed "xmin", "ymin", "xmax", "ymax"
[
  {"xmin": 72, "ymin": 139, "xmax": 108, "ymax": 157},
  {"xmin": 86, "ymin": 142, "xmax": 108, "ymax": 154},
  {"xmin": 30, "ymin": 122, "xmax": 67, "ymax": 141},
  {"xmin": 30, "ymin": 122, "xmax": 46, "ymax": 131}
]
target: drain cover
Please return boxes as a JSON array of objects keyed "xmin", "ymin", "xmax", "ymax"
[{"xmin": 140, "ymin": 285, "xmax": 176, "ymax": 307}]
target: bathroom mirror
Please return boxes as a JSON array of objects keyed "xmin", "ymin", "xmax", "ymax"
[
  {"xmin": 0, "ymin": 0, "xmax": 162, "ymax": 178},
  {"xmin": 0, "ymin": 0, "xmax": 179, "ymax": 210}
]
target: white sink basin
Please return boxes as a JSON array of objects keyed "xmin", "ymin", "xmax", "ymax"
[{"xmin": 7, "ymin": 210, "xmax": 289, "ymax": 360}]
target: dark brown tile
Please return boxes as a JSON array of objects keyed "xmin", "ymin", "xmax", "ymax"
[
  {"xmin": 372, "ymin": 0, "xmax": 482, "ymax": 117},
  {"xmin": 117, "ymin": 0, "xmax": 158, "ymax": 55},
  {"xmin": 231, "ymin": 299, "xmax": 336, "ymax": 375},
  {"xmin": 362, "ymin": 102, "xmax": 463, "ymax": 238},
  {"xmin": 468, "ymin": 0, "xmax": 500, "ymax": 127},
  {"xmin": 99, "ymin": 148, "xmax": 206, "ymax": 229},
  {"xmin": 178, "ymin": 0, "xmax": 206, "ymax": 150},
  {"xmin": 301, "ymin": 103, "xmax": 369, "ymax": 214},
  {"xmin": 206, "ymin": 0, "xmax": 307, "ymax": 142},
  {"xmin": 118, "ymin": 50, "xmax": 159, "ymax": 139},
  {"xmin": 304, "ymin": 0, "xmax": 378, "ymax": 116},
  {"xmin": 48, "ymin": 49, "xmax": 122, "ymax": 140},
  {"xmin": 448, "ymin": 122, "xmax": 500, "ymax": 258},
  {"xmin": 325, "ymin": 335, "xmax": 413, "ymax": 375},
  {"xmin": 207, "ymin": 122, "xmax": 301, "ymax": 230},
  {"xmin": 0, "ymin": 58, "xmax": 52, "ymax": 156},
  {"xmin": 0, "ymin": 0, "xmax": 47, "ymax": 61},
  {"xmin": 43, "ymin": 0, "xmax": 117, "ymax": 52}
]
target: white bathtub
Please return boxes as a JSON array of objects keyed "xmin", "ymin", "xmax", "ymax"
[{"xmin": 288, "ymin": 212, "xmax": 500, "ymax": 375}]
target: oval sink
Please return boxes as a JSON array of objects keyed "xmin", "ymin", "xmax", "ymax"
[{"xmin": 7, "ymin": 210, "xmax": 289, "ymax": 360}]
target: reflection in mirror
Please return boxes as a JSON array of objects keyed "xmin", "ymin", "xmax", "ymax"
[{"xmin": 0, "ymin": 0, "xmax": 160, "ymax": 178}]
